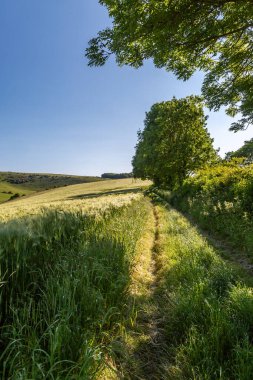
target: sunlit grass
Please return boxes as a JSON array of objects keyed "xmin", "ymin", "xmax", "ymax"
[
  {"xmin": 0, "ymin": 178, "xmax": 151, "ymax": 222},
  {"xmin": 0, "ymin": 196, "xmax": 151, "ymax": 379},
  {"xmin": 2, "ymin": 178, "xmax": 252, "ymax": 379},
  {"xmin": 155, "ymin": 203, "xmax": 253, "ymax": 379}
]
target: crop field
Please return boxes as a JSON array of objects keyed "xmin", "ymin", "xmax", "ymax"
[
  {"xmin": 0, "ymin": 172, "xmax": 104, "ymax": 204},
  {"xmin": 0, "ymin": 178, "xmax": 151, "ymax": 222},
  {"xmin": 1, "ymin": 179, "xmax": 253, "ymax": 379}
]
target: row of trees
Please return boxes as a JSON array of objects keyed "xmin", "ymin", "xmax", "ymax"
[
  {"xmin": 101, "ymin": 173, "xmax": 132, "ymax": 179},
  {"xmin": 225, "ymin": 138, "xmax": 253, "ymax": 163}
]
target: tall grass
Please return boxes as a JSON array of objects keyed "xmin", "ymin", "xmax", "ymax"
[
  {"xmin": 155, "ymin": 204, "xmax": 253, "ymax": 380},
  {"xmin": 0, "ymin": 188, "xmax": 145, "ymax": 223},
  {"xmin": 168, "ymin": 162, "xmax": 253, "ymax": 255},
  {"xmin": 0, "ymin": 198, "xmax": 150, "ymax": 379}
]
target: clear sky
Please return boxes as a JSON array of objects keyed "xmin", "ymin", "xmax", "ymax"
[{"xmin": 0, "ymin": 0, "xmax": 252, "ymax": 176}]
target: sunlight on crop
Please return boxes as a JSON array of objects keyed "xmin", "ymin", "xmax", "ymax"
[{"xmin": 0, "ymin": 178, "xmax": 151, "ymax": 222}]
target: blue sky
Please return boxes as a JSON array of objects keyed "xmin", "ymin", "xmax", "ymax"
[{"xmin": 0, "ymin": 0, "xmax": 252, "ymax": 176}]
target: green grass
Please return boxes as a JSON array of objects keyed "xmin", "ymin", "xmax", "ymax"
[
  {"xmin": 1, "ymin": 179, "xmax": 253, "ymax": 379},
  {"xmin": 0, "ymin": 192, "xmax": 12, "ymax": 203},
  {"xmin": 0, "ymin": 181, "xmax": 34, "ymax": 203},
  {"xmin": 153, "ymin": 202, "xmax": 253, "ymax": 380},
  {"xmin": 0, "ymin": 197, "xmax": 151, "ymax": 379}
]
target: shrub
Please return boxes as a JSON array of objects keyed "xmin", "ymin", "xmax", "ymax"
[{"xmin": 170, "ymin": 161, "xmax": 253, "ymax": 254}]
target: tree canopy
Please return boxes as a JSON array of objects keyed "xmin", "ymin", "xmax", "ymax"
[
  {"xmin": 132, "ymin": 96, "xmax": 217, "ymax": 189},
  {"xmin": 86, "ymin": 1, "xmax": 253, "ymax": 131},
  {"xmin": 225, "ymin": 138, "xmax": 253, "ymax": 163},
  {"xmin": 101, "ymin": 172, "xmax": 132, "ymax": 179}
]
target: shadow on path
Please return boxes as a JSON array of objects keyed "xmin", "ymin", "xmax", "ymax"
[{"xmin": 175, "ymin": 208, "xmax": 253, "ymax": 281}]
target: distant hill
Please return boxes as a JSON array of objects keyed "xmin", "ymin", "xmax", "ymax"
[{"xmin": 0, "ymin": 172, "xmax": 103, "ymax": 204}]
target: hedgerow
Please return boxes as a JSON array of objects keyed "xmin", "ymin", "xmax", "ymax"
[{"xmin": 170, "ymin": 160, "xmax": 253, "ymax": 253}]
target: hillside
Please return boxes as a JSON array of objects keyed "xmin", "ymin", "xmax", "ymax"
[
  {"xmin": 0, "ymin": 178, "xmax": 152, "ymax": 221},
  {"xmin": 0, "ymin": 171, "xmax": 104, "ymax": 204}
]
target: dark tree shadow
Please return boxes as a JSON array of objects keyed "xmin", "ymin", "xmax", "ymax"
[{"xmin": 67, "ymin": 187, "xmax": 143, "ymax": 200}]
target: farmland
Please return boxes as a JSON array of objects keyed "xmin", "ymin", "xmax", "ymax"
[
  {"xmin": 0, "ymin": 178, "xmax": 151, "ymax": 222},
  {"xmin": 0, "ymin": 172, "xmax": 103, "ymax": 204},
  {"xmin": 0, "ymin": 178, "xmax": 151, "ymax": 379},
  {"xmin": 1, "ymin": 178, "xmax": 253, "ymax": 379}
]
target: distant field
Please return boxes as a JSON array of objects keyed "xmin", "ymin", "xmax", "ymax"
[
  {"xmin": 0, "ymin": 181, "xmax": 35, "ymax": 202},
  {"xmin": 0, "ymin": 171, "xmax": 103, "ymax": 203},
  {"xmin": 0, "ymin": 178, "xmax": 151, "ymax": 221}
]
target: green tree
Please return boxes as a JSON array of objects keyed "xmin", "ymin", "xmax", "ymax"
[
  {"xmin": 132, "ymin": 96, "xmax": 217, "ymax": 189},
  {"xmin": 225, "ymin": 138, "xmax": 253, "ymax": 163},
  {"xmin": 101, "ymin": 172, "xmax": 132, "ymax": 179},
  {"xmin": 86, "ymin": 1, "xmax": 253, "ymax": 131}
]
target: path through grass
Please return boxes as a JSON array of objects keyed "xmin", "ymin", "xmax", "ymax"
[
  {"xmin": 116, "ymin": 204, "xmax": 169, "ymax": 379},
  {"xmin": 1, "ymin": 184, "xmax": 253, "ymax": 379},
  {"xmin": 119, "ymin": 198, "xmax": 253, "ymax": 379},
  {"xmin": 153, "ymin": 202, "xmax": 253, "ymax": 379}
]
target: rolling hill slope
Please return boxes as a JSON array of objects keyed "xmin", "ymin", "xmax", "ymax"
[
  {"xmin": 0, "ymin": 178, "xmax": 152, "ymax": 221},
  {"xmin": 0, "ymin": 171, "xmax": 104, "ymax": 203}
]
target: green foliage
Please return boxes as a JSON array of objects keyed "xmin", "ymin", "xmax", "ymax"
[
  {"xmin": 132, "ymin": 96, "xmax": 217, "ymax": 189},
  {"xmin": 101, "ymin": 172, "xmax": 133, "ymax": 179},
  {"xmin": 86, "ymin": 1, "xmax": 253, "ymax": 131},
  {"xmin": 9, "ymin": 193, "xmax": 21, "ymax": 200},
  {"xmin": 170, "ymin": 161, "xmax": 253, "ymax": 253},
  {"xmin": 0, "ymin": 199, "xmax": 150, "ymax": 378},
  {"xmin": 158, "ymin": 206, "xmax": 253, "ymax": 379},
  {"xmin": 226, "ymin": 138, "xmax": 253, "ymax": 163}
]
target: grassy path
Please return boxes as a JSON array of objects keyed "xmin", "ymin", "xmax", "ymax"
[
  {"xmin": 122, "ymin": 199, "xmax": 253, "ymax": 379},
  {"xmin": 153, "ymin": 189, "xmax": 253, "ymax": 282},
  {"xmin": 169, "ymin": 202, "xmax": 253, "ymax": 283},
  {"xmin": 133, "ymin": 205, "xmax": 168, "ymax": 379},
  {"xmin": 191, "ymin": 222, "xmax": 253, "ymax": 280},
  {"xmin": 119, "ymin": 203, "xmax": 169, "ymax": 379},
  {"xmin": 1, "ymin": 191, "xmax": 253, "ymax": 379}
]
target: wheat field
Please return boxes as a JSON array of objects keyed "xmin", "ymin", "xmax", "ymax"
[
  {"xmin": 0, "ymin": 178, "xmax": 151, "ymax": 222},
  {"xmin": 0, "ymin": 179, "xmax": 152, "ymax": 379}
]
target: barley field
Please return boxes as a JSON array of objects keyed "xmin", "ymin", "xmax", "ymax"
[
  {"xmin": 0, "ymin": 178, "xmax": 152, "ymax": 379},
  {"xmin": 0, "ymin": 178, "xmax": 151, "ymax": 222}
]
